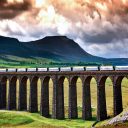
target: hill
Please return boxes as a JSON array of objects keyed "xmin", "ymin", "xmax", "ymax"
[
  {"xmin": 0, "ymin": 35, "xmax": 105, "ymax": 62},
  {"xmin": 0, "ymin": 35, "xmax": 127, "ymax": 66},
  {"xmin": 0, "ymin": 110, "xmax": 94, "ymax": 128}
]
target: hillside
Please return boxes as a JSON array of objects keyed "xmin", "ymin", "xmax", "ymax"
[
  {"xmin": 0, "ymin": 35, "xmax": 127, "ymax": 66},
  {"xmin": 24, "ymin": 36, "xmax": 105, "ymax": 62},
  {"xmin": 0, "ymin": 110, "xmax": 94, "ymax": 128},
  {"xmin": 0, "ymin": 35, "xmax": 105, "ymax": 63}
]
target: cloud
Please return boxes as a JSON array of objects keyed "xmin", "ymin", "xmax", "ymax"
[
  {"xmin": 0, "ymin": 0, "xmax": 34, "ymax": 19},
  {"xmin": 0, "ymin": 20, "xmax": 27, "ymax": 39},
  {"xmin": 84, "ymin": 39, "xmax": 128, "ymax": 58},
  {"xmin": 0, "ymin": 0, "xmax": 128, "ymax": 58}
]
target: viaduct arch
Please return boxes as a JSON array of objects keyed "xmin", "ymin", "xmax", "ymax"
[{"xmin": 0, "ymin": 71, "xmax": 127, "ymax": 121}]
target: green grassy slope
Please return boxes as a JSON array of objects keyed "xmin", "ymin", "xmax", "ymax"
[
  {"xmin": 0, "ymin": 55, "xmax": 102, "ymax": 68},
  {"xmin": 0, "ymin": 55, "xmax": 55, "ymax": 68},
  {"xmin": 0, "ymin": 110, "xmax": 94, "ymax": 128}
]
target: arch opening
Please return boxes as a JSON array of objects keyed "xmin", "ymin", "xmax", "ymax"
[
  {"xmin": 37, "ymin": 78, "xmax": 41, "ymax": 111},
  {"xmin": 26, "ymin": 78, "xmax": 30, "ymax": 111},
  {"xmin": 76, "ymin": 77, "xmax": 82, "ymax": 119},
  {"xmin": 49, "ymin": 78, "xmax": 53, "ymax": 117},
  {"xmin": 105, "ymin": 77, "xmax": 113, "ymax": 117},
  {"xmin": 121, "ymin": 77, "xmax": 128, "ymax": 109},
  {"xmin": 90, "ymin": 77, "xmax": 97, "ymax": 119}
]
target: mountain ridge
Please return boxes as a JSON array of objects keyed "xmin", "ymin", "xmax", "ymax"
[
  {"xmin": 0, "ymin": 35, "xmax": 128, "ymax": 65},
  {"xmin": 0, "ymin": 35, "xmax": 104, "ymax": 63}
]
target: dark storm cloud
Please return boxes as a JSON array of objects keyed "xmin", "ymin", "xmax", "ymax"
[
  {"xmin": 84, "ymin": 32, "xmax": 117, "ymax": 43},
  {"xmin": 0, "ymin": 0, "xmax": 33, "ymax": 19},
  {"xmin": 83, "ymin": 28, "xmax": 128, "ymax": 44}
]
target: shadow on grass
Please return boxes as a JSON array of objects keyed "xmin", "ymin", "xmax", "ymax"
[{"xmin": 15, "ymin": 119, "xmax": 34, "ymax": 126}]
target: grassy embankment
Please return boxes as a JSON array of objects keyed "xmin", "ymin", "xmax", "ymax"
[{"xmin": 0, "ymin": 77, "xmax": 128, "ymax": 127}]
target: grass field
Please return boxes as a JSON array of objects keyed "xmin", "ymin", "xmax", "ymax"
[
  {"xmin": 0, "ymin": 55, "xmax": 50, "ymax": 68},
  {"xmin": 1, "ymin": 77, "xmax": 128, "ymax": 128},
  {"xmin": 0, "ymin": 110, "xmax": 95, "ymax": 128}
]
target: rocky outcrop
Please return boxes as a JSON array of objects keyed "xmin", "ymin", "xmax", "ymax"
[{"xmin": 108, "ymin": 111, "xmax": 128, "ymax": 125}]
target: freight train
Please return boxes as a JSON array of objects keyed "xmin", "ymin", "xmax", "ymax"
[{"xmin": 0, "ymin": 66, "xmax": 128, "ymax": 72}]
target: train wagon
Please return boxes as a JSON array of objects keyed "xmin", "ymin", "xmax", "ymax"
[
  {"xmin": 72, "ymin": 66, "xmax": 85, "ymax": 71},
  {"xmin": 37, "ymin": 68, "xmax": 48, "ymax": 72},
  {"xmin": 7, "ymin": 68, "xmax": 17, "ymax": 72},
  {"xmin": 0, "ymin": 69, "xmax": 7, "ymax": 72},
  {"xmin": 27, "ymin": 68, "xmax": 37, "ymax": 72},
  {"xmin": 86, "ymin": 66, "xmax": 99, "ymax": 71},
  {"xmin": 17, "ymin": 68, "xmax": 27, "ymax": 72},
  {"xmin": 60, "ymin": 67, "xmax": 72, "ymax": 72},
  {"xmin": 115, "ymin": 66, "xmax": 128, "ymax": 70},
  {"xmin": 100, "ymin": 66, "xmax": 114, "ymax": 71},
  {"xmin": 1, "ymin": 66, "xmax": 128, "ymax": 73},
  {"xmin": 49, "ymin": 67, "xmax": 60, "ymax": 72}
]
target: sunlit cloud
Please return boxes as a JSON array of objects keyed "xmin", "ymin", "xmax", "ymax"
[
  {"xmin": 0, "ymin": 0, "xmax": 128, "ymax": 58},
  {"xmin": 35, "ymin": 0, "xmax": 45, "ymax": 7}
]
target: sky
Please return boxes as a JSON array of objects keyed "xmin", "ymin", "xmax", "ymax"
[{"xmin": 0, "ymin": 0, "xmax": 128, "ymax": 58}]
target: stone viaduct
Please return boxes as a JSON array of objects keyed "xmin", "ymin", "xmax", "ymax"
[{"xmin": 0, "ymin": 70, "xmax": 127, "ymax": 121}]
